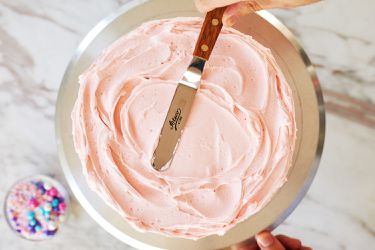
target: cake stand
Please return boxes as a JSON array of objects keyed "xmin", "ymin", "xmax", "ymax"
[{"xmin": 55, "ymin": 0, "xmax": 325, "ymax": 249}]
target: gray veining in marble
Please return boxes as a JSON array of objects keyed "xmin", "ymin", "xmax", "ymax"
[{"xmin": 271, "ymin": 0, "xmax": 375, "ymax": 103}]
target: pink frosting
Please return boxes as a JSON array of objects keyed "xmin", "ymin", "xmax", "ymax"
[{"xmin": 72, "ymin": 17, "xmax": 296, "ymax": 239}]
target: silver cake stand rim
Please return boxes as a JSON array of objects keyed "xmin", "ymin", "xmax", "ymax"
[{"xmin": 55, "ymin": 1, "xmax": 325, "ymax": 249}]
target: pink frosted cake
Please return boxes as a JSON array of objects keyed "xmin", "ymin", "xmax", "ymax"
[{"xmin": 72, "ymin": 17, "xmax": 296, "ymax": 239}]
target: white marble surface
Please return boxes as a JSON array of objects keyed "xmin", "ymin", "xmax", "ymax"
[
  {"xmin": 0, "ymin": 0, "xmax": 374, "ymax": 249},
  {"xmin": 272, "ymin": 0, "xmax": 375, "ymax": 104}
]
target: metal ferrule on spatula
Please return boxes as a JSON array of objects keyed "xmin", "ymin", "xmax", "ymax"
[
  {"xmin": 152, "ymin": 7, "xmax": 227, "ymax": 171},
  {"xmin": 180, "ymin": 57, "xmax": 206, "ymax": 89}
]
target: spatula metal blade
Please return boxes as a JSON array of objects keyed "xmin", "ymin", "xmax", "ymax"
[{"xmin": 152, "ymin": 57, "xmax": 206, "ymax": 171}]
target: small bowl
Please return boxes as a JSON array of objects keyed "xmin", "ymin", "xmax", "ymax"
[{"xmin": 4, "ymin": 175, "xmax": 69, "ymax": 241}]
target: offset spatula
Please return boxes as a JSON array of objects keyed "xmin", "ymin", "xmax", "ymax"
[{"xmin": 152, "ymin": 7, "xmax": 227, "ymax": 171}]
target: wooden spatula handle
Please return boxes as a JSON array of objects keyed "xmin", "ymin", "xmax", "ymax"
[{"xmin": 193, "ymin": 7, "xmax": 226, "ymax": 60}]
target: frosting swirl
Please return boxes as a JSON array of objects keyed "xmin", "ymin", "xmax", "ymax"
[{"xmin": 72, "ymin": 17, "xmax": 296, "ymax": 239}]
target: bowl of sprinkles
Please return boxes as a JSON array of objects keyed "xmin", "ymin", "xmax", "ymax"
[{"xmin": 4, "ymin": 175, "xmax": 69, "ymax": 240}]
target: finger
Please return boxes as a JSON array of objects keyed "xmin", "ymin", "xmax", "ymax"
[
  {"xmin": 223, "ymin": 1, "xmax": 262, "ymax": 27},
  {"xmin": 301, "ymin": 247, "xmax": 313, "ymax": 250},
  {"xmin": 276, "ymin": 235, "xmax": 302, "ymax": 250},
  {"xmin": 255, "ymin": 231, "xmax": 285, "ymax": 250},
  {"xmin": 222, "ymin": 0, "xmax": 322, "ymax": 26},
  {"xmin": 222, "ymin": 3, "xmax": 241, "ymax": 27},
  {"xmin": 236, "ymin": 238, "xmax": 260, "ymax": 250},
  {"xmin": 194, "ymin": 0, "xmax": 239, "ymax": 13},
  {"xmin": 238, "ymin": 243, "xmax": 260, "ymax": 250},
  {"xmin": 241, "ymin": 0, "xmax": 321, "ymax": 10}
]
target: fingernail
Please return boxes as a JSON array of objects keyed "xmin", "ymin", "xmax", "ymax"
[
  {"xmin": 223, "ymin": 15, "xmax": 236, "ymax": 27},
  {"xmin": 256, "ymin": 232, "xmax": 274, "ymax": 248}
]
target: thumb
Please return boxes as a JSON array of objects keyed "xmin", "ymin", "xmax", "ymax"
[{"xmin": 255, "ymin": 231, "xmax": 285, "ymax": 250}]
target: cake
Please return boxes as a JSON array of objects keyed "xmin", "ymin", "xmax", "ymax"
[{"xmin": 71, "ymin": 17, "xmax": 296, "ymax": 239}]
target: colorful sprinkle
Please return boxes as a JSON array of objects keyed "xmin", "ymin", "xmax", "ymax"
[
  {"xmin": 46, "ymin": 195, "xmax": 54, "ymax": 202},
  {"xmin": 5, "ymin": 176, "xmax": 69, "ymax": 240},
  {"xmin": 47, "ymin": 188, "xmax": 58, "ymax": 197},
  {"xmin": 43, "ymin": 211, "xmax": 51, "ymax": 218},
  {"xmin": 29, "ymin": 219, "xmax": 37, "ymax": 226},
  {"xmin": 51, "ymin": 198, "xmax": 59, "ymax": 208},
  {"xmin": 43, "ymin": 182, "xmax": 52, "ymax": 190},
  {"xmin": 44, "ymin": 203, "xmax": 52, "ymax": 212},
  {"xmin": 27, "ymin": 211, "xmax": 35, "ymax": 220},
  {"xmin": 58, "ymin": 203, "xmax": 66, "ymax": 212},
  {"xmin": 45, "ymin": 230, "xmax": 57, "ymax": 236},
  {"xmin": 28, "ymin": 198, "xmax": 39, "ymax": 208},
  {"xmin": 47, "ymin": 221, "xmax": 57, "ymax": 231}
]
